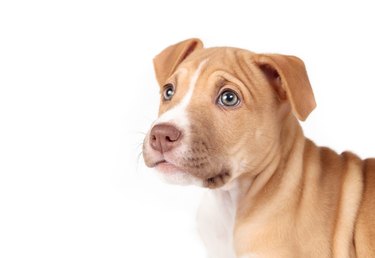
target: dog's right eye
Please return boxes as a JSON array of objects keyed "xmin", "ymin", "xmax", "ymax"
[{"xmin": 162, "ymin": 83, "xmax": 175, "ymax": 101}]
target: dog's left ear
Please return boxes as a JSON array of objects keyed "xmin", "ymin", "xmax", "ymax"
[
  {"xmin": 153, "ymin": 38, "xmax": 203, "ymax": 85},
  {"xmin": 254, "ymin": 54, "xmax": 316, "ymax": 121}
]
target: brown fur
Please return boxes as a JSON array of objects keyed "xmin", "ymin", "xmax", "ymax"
[{"xmin": 144, "ymin": 38, "xmax": 375, "ymax": 257}]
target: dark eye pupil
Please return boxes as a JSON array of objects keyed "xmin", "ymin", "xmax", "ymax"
[
  {"xmin": 220, "ymin": 91, "xmax": 238, "ymax": 106},
  {"xmin": 224, "ymin": 93, "xmax": 234, "ymax": 102},
  {"xmin": 166, "ymin": 88, "xmax": 173, "ymax": 97},
  {"xmin": 163, "ymin": 84, "xmax": 175, "ymax": 100}
]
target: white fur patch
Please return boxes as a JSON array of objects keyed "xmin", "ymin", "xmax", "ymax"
[
  {"xmin": 156, "ymin": 169, "xmax": 203, "ymax": 186},
  {"xmin": 154, "ymin": 59, "xmax": 208, "ymax": 129},
  {"xmin": 197, "ymin": 186, "xmax": 238, "ymax": 258},
  {"xmin": 151, "ymin": 59, "xmax": 208, "ymax": 187}
]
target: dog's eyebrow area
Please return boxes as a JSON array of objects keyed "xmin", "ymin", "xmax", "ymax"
[
  {"xmin": 162, "ymin": 67, "xmax": 188, "ymax": 89},
  {"xmin": 209, "ymin": 71, "xmax": 254, "ymax": 102},
  {"xmin": 213, "ymin": 76, "xmax": 228, "ymax": 90}
]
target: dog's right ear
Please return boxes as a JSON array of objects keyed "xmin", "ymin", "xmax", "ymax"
[{"xmin": 153, "ymin": 38, "xmax": 203, "ymax": 85}]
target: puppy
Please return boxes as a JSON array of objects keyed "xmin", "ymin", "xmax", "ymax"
[{"xmin": 143, "ymin": 38, "xmax": 375, "ymax": 258}]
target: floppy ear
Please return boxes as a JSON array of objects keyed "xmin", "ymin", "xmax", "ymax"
[
  {"xmin": 254, "ymin": 54, "xmax": 316, "ymax": 121},
  {"xmin": 153, "ymin": 38, "xmax": 203, "ymax": 85}
]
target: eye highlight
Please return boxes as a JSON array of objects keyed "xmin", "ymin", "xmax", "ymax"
[
  {"xmin": 217, "ymin": 90, "xmax": 240, "ymax": 107},
  {"xmin": 162, "ymin": 83, "xmax": 175, "ymax": 101}
]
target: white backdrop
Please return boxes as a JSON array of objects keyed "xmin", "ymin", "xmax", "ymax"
[{"xmin": 0, "ymin": 0, "xmax": 374, "ymax": 257}]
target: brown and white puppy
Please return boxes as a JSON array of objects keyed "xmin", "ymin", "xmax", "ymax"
[{"xmin": 142, "ymin": 38, "xmax": 375, "ymax": 258}]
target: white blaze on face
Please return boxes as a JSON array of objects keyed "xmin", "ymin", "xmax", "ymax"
[
  {"xmin": 154, "ymin": 59, "xmax": 208, "ymax": 129},
  {"xmin": 148, "ymin": 59, "xmax": 208, "ymax": 186}
]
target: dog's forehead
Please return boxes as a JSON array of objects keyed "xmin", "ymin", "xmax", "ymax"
[
  {"xmin": 186, "ymin": 47, "xmax": 255, "ymax": 67},
  {"xmin": 175, "ymin": 47, "xmax": 256, "ymax": 82}
]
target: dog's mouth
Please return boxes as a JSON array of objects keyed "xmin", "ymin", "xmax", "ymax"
[
  {"xmin": 204, "ymin": 169, "xmax": 231, "ymax": 189},
  {"xmin": 152, "ymin": 159, "xmax": 231, "ymax": 188},
  {"xmin": 153, "ymin": 160, "xmax": 186, "ymax": 174}
]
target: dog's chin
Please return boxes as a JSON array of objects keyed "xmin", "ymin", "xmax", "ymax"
[
  {"xmin": 153, "ymin": 161, "xmax": 231, "ymax": 189},
  {"xmin": 153, "ymin": 161, "xmax": 204, "ymax": 186}
]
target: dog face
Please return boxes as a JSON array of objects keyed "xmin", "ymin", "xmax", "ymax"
[{"xmin": 143, "ymin": 39, "xmax": 316, "ymax": 188}]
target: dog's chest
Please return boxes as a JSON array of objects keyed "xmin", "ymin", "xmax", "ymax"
[{"xmin": 197, "ymin": 190, "xmax": 237, "ymax": 258}]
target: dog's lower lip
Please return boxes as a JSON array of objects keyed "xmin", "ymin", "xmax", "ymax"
[
  {"xmin": 154, "ymin": 160, "xmax": 167, "ymax": 166},
  {"xmin": 153, "ymin": 160, "xmax": 185, "ymax": 173}
]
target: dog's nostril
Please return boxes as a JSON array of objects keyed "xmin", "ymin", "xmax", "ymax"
[
  {"xmin": 149, "ymin": 123, "xmax": 182, "ymax": 152},
  {"xmin": 166, "ymin": 134, "xmax": 180, "ymax": 142}
]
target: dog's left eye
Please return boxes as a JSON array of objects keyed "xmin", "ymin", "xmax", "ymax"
[
  {"xmin": 163, "ymin": 83, "xmax": 175, "ymax": 101},
  {"xmin": 218, "ymin": 90, "xmax": 240, "ymax": 107}
]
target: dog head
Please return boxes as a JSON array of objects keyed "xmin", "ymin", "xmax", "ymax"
[{"xmin": 142, "ymin": 38, "xmax": 316, "ymax": 189}]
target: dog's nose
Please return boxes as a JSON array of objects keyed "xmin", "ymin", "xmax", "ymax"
[{"xmin": 150, "ymin": 123, "xmax": 182, "ymax": 153}]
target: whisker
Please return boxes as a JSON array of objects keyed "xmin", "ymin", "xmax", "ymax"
[
  {"xmin": 135, "ymin": 151, "xmax": 144, "ymax": 174},
  {"xmin": 128, "ymin": 131, "xmax": 147, "ymax": 136},
  {"xmin": 135, "ymin": 142, "xmax": 143, "ymax": 149}
]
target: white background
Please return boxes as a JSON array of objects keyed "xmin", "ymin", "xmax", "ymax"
[{"xmin": 0, "ymin": 0, "xmax": 374, "ymax": 257}]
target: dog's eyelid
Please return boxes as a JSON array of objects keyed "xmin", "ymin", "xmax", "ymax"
[
  {"xmin": 216, "ymin": 83, "xmax": 244, "ymax": 103},
  {"xmin": 161, "ymin": 80, "xmax": 177, "ymax": 92},
  {"xmin": 215, "ymin": 75, "xmax": 246, "ymax": 98},
  {"xmin": 162, "ymin": 82, "xmax": 175, "ymax": 89},
  {"xmin": 161, "ymin": 74, "xmax": 178, "ymax": 90},
  {"xmin": 159, "ymin": 83, "xmax": 171, "ymax": 95}
]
